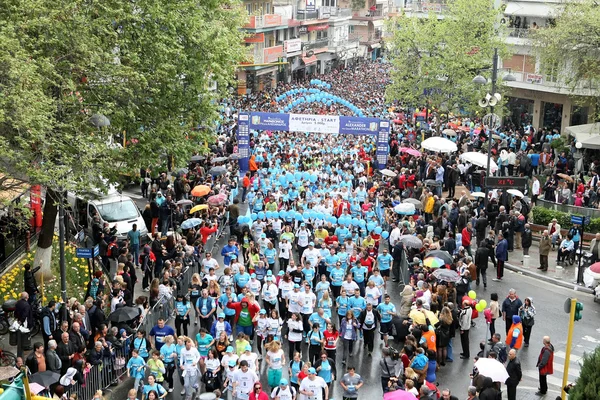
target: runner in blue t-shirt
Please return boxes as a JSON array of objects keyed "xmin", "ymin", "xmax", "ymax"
[
  {"xmin": 376, "ymin": 294, "xmax": 397, "ymax": 347},
  {"xmin": 376, "ymin": 249, "xmax": 393, "ymax": 289},
  {"xmin": 149, "ymin": 319, "xmax": 176, "ymax": 350}
]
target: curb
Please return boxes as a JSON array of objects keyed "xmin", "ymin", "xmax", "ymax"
[{"xmin": 504, "ymin": 261, "xmax": 595, "ymax": 295}]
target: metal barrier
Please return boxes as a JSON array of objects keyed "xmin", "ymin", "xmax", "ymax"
[
  {"xmin": 536, "ymin": 198, "xmax": 600, "ymax": 219},
  {"xmin": 62, "ymin": 227, "xmax": 221, "ymax": 400}
]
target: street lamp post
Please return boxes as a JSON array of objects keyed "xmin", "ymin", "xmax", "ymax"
[{"xmin": 473, "ymin": 48, "xmax": 516, "ymax": 206}]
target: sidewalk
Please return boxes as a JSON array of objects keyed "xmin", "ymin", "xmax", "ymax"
[{"xmin": 492, "ymin": 241, "xmax": 595, "ymax": 294}]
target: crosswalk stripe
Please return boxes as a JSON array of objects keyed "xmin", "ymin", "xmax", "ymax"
[
  {"xmin": 553, "ymin": 351, "xmax": 582, "ymax": 363},
  {"xmin": 522, "ymin": 369, "xmax": 565, "ymax": 388}
]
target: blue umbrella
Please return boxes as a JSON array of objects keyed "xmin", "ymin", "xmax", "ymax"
[{"xmin": 181, "ymin": 218, "xmax": 202, "ymax": 229}]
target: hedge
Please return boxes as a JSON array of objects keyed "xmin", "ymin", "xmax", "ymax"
[{"xmin": 532, "ymin": 207, "xmax": 600, "ymax": 233}]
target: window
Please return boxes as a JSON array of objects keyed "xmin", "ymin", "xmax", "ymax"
[
  {"xmin": 324, "ymin": 0, "xmax": 336, "ymax": 6},
  {"xmin": 246, "ymin": 3, "xmax": 252, "ymax": 14},
  {"xmin": 95, "ymin": 200, "xmax": 139, "ymax": 223},
  {"xmin": 264, "ymin": 2, "xmax": 271, "ymax": 14}
]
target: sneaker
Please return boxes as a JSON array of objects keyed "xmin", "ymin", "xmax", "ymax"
[
  {"xmin": 180, "ymin": 389, "xmax": 186, "ymax": 395},
  {"xmin": 143, "ymin": 287, "xmax": 150, "ymax": 292},
  {"xmin": 524, "ymin": 255, "xmax": 530, "ymax": 258},
  {"xmin": 492, "ymin": 278, "xmax": 501, "ymax": 282},
  {"xmin": 168, "ymin": 388, "xmax": 173, "ymax": 393}
]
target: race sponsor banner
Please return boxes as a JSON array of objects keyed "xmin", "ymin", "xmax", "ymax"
[
  {"xmin": 288, "ymin": 113, "xmax": 339, "ymax": 133},
  {"xmin": 237, "ymin": 113, "xmax": 251, "ymax": 172},
  {"xmin": 339, "ymin": 116, "xmax": 380, "ymax": 136},
  {"xmin": 249, "ymin": 112, "xmax": 290, "ymax": 131}
]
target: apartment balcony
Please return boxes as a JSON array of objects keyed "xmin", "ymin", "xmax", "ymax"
[
  {"xmin": 352, "ymin": 8, "xmax": 385, "ymax": 20},
  {"xmin": 329, "ymin": 7, "xmax": 353, "ymax": 19},
  {"xmin": 296, "ymin": 10, "xmax": 320, "ymax": 20},
  {"xmin": 349, "ymin": 32, "xmax": 382, "ymax": 45},
  {"xmin": 303, "ymin": 38, "xmax": 329, "ymax": 53},
  {"xmin": 244, "ymin": 14, "xmax": 288, "ymax": 30},
  {"xmin": 404, "ymin": 0, "xmax": 448, "ymax": 14},
  {"xmin": 328, "ymin": 38, "xmax": 360, "ymax": 52}
]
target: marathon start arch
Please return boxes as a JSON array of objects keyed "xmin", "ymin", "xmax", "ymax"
[{"xmin": 237, "ymin": 111, "xmax": 390, "ymax": 172}]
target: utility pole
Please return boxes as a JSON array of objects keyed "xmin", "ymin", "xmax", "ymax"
[{"xmin": 562, "ymin": 297, "xmax": 583, "ymax": 400}]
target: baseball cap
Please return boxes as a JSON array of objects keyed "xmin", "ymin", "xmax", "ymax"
[
  {"xmin": 231, "ymin": 254, "xmax": 237, "ymax": 259},
  {"xmin": 245, "ymin": 345, "xmax": 252, "ymax": 351},
  {"xmin": 259, "ymin": 309, "xmax": 267, "ymax": 315},
  {"xmin": 251, "ymin": 273, "xmax": 256, "ymax": 278},
  {"xmin": 261, "ymin": 233, "xmax": 266, "ymax": 238},
  {"xmin": 294, "ymin": 284, "xmax": 300, "ymax": 288},
  {"xmin": 226, "ymin": 346, "xmax": 234, "ymax": 353},
  {"xmin": 266, "ymin": 270, "xmax": 273, "ymax": 276},
  {"xmin": 301, "ymin": 223, "xmax": 306, "ymax": 227},
  {"xmin": 309, "ymin": 241, "xmax": 314, "ymax": 246},
  {"xmin": 278, "ymin": 271, "xmax": 285, "ymax": 276},
  {"xmin": 308, "ymin": 367, "xmax": 316, "ymax": 374},
  {"xmin": 218, "ymin": 312, "xmax": 225, "ymax": 319},
  {"xmin": 228, "ymin": 359, "xmax": 237, "ymax": 367},
  {"xmin": 280, "ymin": 379, "xmax": 288, "ymax": 386}
]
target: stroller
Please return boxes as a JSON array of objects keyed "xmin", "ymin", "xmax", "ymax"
[{"xmin": 201, "ymin": 369, "xmax": 222, "ymax": 392}]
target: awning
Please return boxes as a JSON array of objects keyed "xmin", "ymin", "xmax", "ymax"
[
  {"xmin": 302, "ymin": 55, "xmax": 317, "ymax": 65},
  {"xmin": 566, "ymin": 123, "xmax": 600, "ymax": 149},
  {"xmin": 504, "ymin": 2, "xmax": 560, "ymax": 18}
]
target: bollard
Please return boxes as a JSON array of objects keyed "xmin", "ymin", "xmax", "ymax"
[
  {"xmin": 555, "ymin": 265, "xmax": 564, "ymax": 280},
  {"xmin": 522, "ymin": 256, "xmax": 531, "ymax": 269}
]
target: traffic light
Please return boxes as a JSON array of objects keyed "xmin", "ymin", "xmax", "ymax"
[{"xmin": 574, "ymin": 301, "xmax": 584, "ymax": 321}]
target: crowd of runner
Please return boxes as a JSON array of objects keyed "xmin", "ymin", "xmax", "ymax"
[{"xmin": 13, "ymin": 59, "xmax": 600, "ymax": 400}]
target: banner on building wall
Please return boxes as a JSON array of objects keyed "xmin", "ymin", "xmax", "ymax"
[
  {"xmin": 285, "ymin": 39, "xmax": 302, "ymax": 54},
  {"xmin": 237, "ymin": 112, "xmax": 390, "ymax": 171},
  {"xmin": 306, "ymin": 0, "xmax": 316, "ymax": 12}
]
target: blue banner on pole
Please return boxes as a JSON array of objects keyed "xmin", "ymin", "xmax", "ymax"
[
  {"xmin": 339, "ymin": 116, "xmax": 380, "ymax": 136},
  {"xmin": 237, "ymin": 113, "xmax": 250, "ymax": 173}
]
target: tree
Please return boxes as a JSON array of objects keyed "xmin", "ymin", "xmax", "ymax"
[
  {"xmin": 568, "ymin": 346, "xmax": 600, "ymax": 399},
  {"xmin": 534, "ymin": 0, "xmax": 600, "ymax": 120},
  {"xmin": 385, "ymin": 0, "xmax": 508, "ymax": 116},
  {"xmin": 0, "ymin": 0, "xmax": 246, "ymax": 276}
]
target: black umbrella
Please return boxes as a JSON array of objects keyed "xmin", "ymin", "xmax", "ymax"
[
  {"xmin": 425, "ymin": 250, "xmax": 454, "ymax": 265},
  {"xmin": 208, "ymin": 166, "xmax": 227, "ymax": 176},
  {"xmin": 107, "ymin": 306, "xmax": 140, "ymax": 323},
  {"xmin": 432, "ymin": 268, "xmax": 461, "ymax": 283},
  {"xmin": 30, "ymin": 371, "xmax": 61, "ymax": 387}
]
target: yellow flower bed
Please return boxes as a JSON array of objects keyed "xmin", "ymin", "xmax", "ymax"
[{"xmin": 0, "ymin": 242, "xmax": 91, "ymax": 305}]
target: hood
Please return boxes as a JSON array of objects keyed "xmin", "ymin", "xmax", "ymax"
[
  {"xmin": 526, "ymin": 297, "xmax": 533, "ymax": 305},
  {"xmin": 482, "ymin": 376, "xmax": 494, "ymax": 389},
  {"xmin": 401, "ymin": 285, "xmax": 414, "ymax": 297},
  {"xmin": 512, "ymin": 315, "xmax": 521, "ymax": 324}
]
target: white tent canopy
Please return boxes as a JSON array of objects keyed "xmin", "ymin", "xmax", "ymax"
[{"xmin": 566, "ymin": 123, "xmax": 600, "ymax": 149}]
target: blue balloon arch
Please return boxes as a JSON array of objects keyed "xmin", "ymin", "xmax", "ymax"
[{"xmin": 274, "ymin": 80, "xmax": 365, "ymax": 117}]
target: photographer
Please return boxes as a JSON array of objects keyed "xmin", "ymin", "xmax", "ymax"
[{"xmin": 380, "ymin": 346, "xmax": 403, "ymax": 393}]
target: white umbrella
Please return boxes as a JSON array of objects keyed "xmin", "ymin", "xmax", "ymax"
[
  {"xmin": 394, "ymin": 203, "xmax": 416, "ymax": 215},
  {"xmin": 380, "ymin": 168, "xmax": 397, "ymax": 177},
  {"xmin": 507, "ymin": 189, "xmax": 524, "ymax": 198},
  {"xmin": 402, "ymin": 198, "xmax": 423, "ymax": 208},
  {"xmin": 442, "ymin": 129, "xmax": 457, "ymax": 137},
  {"xmin": 460, "ymin": 152, "xmax": 498, "ymax": 172},
  {"xmin": 471, "ymin": 192, "xmax": 486, "ymax": 198},
  {"xmin": 474, "ymin": 358, "xmax": 509, "ymax": 383},
  {"xmin": 421, "ymin": 137, "xmax": 458, "ymax": 153}
]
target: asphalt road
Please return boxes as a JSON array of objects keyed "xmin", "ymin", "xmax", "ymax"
[{"xmin": 111, "ymin": 188, "xmax": 600, "ymax": 400}]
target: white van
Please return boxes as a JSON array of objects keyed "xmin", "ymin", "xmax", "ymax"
[{"xmin": 66, "ymin": 188, "xmax": 148, "ymax": 241}]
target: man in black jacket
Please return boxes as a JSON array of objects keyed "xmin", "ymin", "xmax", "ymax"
[
  {"xmin": 23, "ymin": 263, "xmax": 41, "ymax": 303},
  {"xmin": 14, "ymin": 292, "xmax": 32, "ymax": 329},
  {"xmin": 56, "ymin": 332, "xmax": 75, "ymax": 375},
  {"xmin": 505, "ymin": 349, "xmax": 522, "ymax": 400},
  {"xmin": 475, "ymin": 241, "xmax": 489, "ymax": 288},
  {"xmin": 521, "ymin": 223, "xmax": 533, "ymax": 260}
]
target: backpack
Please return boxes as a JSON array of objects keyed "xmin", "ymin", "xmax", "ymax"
[{"xmin": 496, "ymin": 342, "xmax": 508, "ymax": 363}]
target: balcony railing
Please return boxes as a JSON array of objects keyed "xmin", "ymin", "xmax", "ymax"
[
  {"xmin": 304, "ymin": 38, "xmax": 330, "ymax": 51},
  {"xmin": 296, "ymin": 10, "xmax": 319, "ymax": 20},
  {"xmin": 245, "ymin": 14, "xmax": 288, "ymax": 29},
  {"xmin": 330, "ymin": 7, "xmax": 353, "ymax": 18},
  {"xmin": 328, "ymin": 38, "xmax": 360, "ymax": 50},
  {"xmin": 349, "ymin": 32, "xmax": 382, "ymax": 43},
  {"xmin": 353, "ymin": 8, "xmax": 384, "ymax": 18},
  {"xmin": 508, "ymin": 28, "xmax": 533, "ymax": 39},
  {"xmin": 404, "ymin": 1, "xmax": 448, "ymax": 13}
]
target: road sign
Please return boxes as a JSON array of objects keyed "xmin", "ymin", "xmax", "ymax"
[
  {"xmin": 75, "ymin": 245, "xmax": 99, "ymax": 259},
  {"xmin": 571, "ymin": 215, "xmax": 584, "ymax": 225},
  {"xmin": 486, "ymin": 177, "xmax": 528, "ymax": 190}
]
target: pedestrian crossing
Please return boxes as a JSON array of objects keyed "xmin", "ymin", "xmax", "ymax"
[{"xmin": 520, "ymin": 334, "xmax": 598, "ymax": 394}]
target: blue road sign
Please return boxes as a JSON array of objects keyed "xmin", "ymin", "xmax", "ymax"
[
  {"xmin": 571, "ymin": 215, "xmax": 584, "ymax": 225},
  {"xmin": 76, "ymin": 245, "xmax": 99, "ymax": 259}
]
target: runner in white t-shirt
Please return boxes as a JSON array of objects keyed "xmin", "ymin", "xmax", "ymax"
[
  {"xmin": 232, "ymin": 360, "xmax": 259, "ymax": 400},
  {"xmin": 299, "ymin": 368, "xmax": 328, "ymax": 400}
]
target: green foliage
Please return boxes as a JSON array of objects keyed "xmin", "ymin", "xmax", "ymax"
[
  {"xmin": 568, "ymin": 346, "xmax": 600, "ymax": 400},
  {"xmin": 532, "ymin": 206, "xmax": 571, "ymax": 227},
  {"xmin": 551, "ymin": 138, "xmax": 568, "ymax": 154},
  {"xmin": 351, "ymin": 0, "xmax": 365, "ymax": 11},
  {"xmin": 532, "ymin": 206, "xmax": 600, "ymax": 232},
  {"xmin": 0, "ymin": 0, "xmax": 246, "ymax": 193},
  {"xmin": 533, "ymin": 0, "xmax": 600, "ymax": 120},
  {"xmin": 385, "ymin": 0, "xmax": 508, "ymax": 115}
]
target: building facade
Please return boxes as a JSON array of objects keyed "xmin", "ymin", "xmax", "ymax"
[
  {"xmin": 397, "ymin": 0, "xmax": 597, "ymax": 133},
  {"xmin": 237, "ymin": 0, "xmax": 387, "ymax": 94}
]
